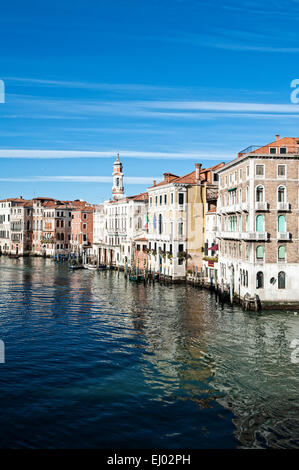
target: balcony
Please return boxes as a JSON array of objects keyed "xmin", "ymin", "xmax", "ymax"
[
  {"xmin": 277, "ymin": 232, "xmax": 291, "ymax": 241},
  {"xmin": 277, "ymin": 202, "xmax": 291, "ymax": 211},
  {"xmin": 11, "ymin": 225, "xmax": 23, "ymax": 232},
  {"xmin": 242, "ymin": 232, "xmax": 269, "ymax": 241},
  {"xmin": 241, "ymin": 202, "xmax": 249, "ymax": 212},
  {"xmin": 255, "ymin": 202, "xmax": 269, "ymax": 211},
  {"xmin": 217, "ymin": 231, "xmax": 241, "ymax": 240},
  {"xmin": 220, "ymin": 204, "xmax": 241, "ymax": 214}
]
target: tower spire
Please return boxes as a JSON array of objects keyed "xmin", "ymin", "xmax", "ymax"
[{"xmin": 112, "ymin": 153, "xmax": 124, "ymax": 200}]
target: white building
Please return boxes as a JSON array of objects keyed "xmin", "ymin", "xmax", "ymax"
[{"xmin": 98, "ymin": 155, "xmax": 148, "ymax": 267}]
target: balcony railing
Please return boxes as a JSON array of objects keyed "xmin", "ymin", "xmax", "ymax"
[
  {"xmin": 220, "ymin": 204, "xmax": 241, "ymax": 214},
  {"xmin": 277, "ymin": 232, "xmax": 291, "ymax": 240},
  {"xmin": 277, "ymin": 202, "xmax": 291, "ymax": 211},
  {"xmin": 217, "ymin": 231, "xmax": 241, "ymax": 239},
  {"xmin": 255, "ymin": 201, "xmax": 269, "ymax": 211},
  {"xmin": 242, "ymin": 232, "xmax": 269, "ymax": 241}
]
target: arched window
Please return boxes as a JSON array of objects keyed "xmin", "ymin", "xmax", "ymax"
[
  {"xmin": 116, "ymin": 178, "xmax": 119, "ymax": 187},
  {"xmin": 278, "ymin": 245, "xmax": 286, "ymax": 261},
  {"xmin": 256, "ymin": 214, "xmax": 264, "ymax": 232},
  {"xmin": 256, "ymin": 271, "xmax": 264, "ymax": 289},
  {"xmin": 256, "ymin": 185, "xmax": 264, "ymax": 202},
  {"xmin": 256, "ymin": 245, "xmax": 264, "ymax": 260},
  {"xmin": 278, "ymin": 186, "xmax": 285, "ymax": 203},
  {"xmin": 278, "ymin": 271, "xmax": 286, "ymax": 289},
  {"xmin": 158, "ymin": 214, "xmax": 163, "ymax": 234},
  {"xmin": 278, "ymin": 215, "xmax": 286, "ymax": 233}
]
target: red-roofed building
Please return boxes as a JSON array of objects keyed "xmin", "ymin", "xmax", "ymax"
[
  {"xmin": 216, "ymin": 135, "xmax": 299, "ymax": 306},
  {"xmin": 147, "ymin": 162, "xmax": 224, "ymax": 281}
]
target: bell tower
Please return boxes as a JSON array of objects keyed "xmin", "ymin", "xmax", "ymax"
[{"xmin": 112, "ymin": 153, "xmax": 124, "ymax": 200}]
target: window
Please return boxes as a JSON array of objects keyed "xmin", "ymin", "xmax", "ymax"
[
  {"xmin": 158, "ymin": 214, "xmax": 163, "ymax": 234},
  {"xmin": 256, "ymin": 185, "xmax": 264, "ymax": 202},
  {"xmin": 256, "ymin": 245, "xmax": 264, "ymax": 260},
  {"xmin": 171, "ymin": 193, "xmax": 174, "ymax": 204},
  {"xmin": 279, "ymin": 147, "xmax": 287, "ymax": 154},
  {"xmin": 136, "ymin": 244, "xmax": 140, "ymax": 251},
  {"xmin": 178, "ymin": 193, "xmax": 184, "ymax": 205},
  {"xmin": 256, "ymin": 214, "xmax": 264, "ymax": 232},
  {"xmin": 278, "ymin": 271, "xmax": 286, "ymax": 289},
  {"xmin": 178, "ymin": 222, "xmax": 183, "ymax": 236},
  {"xmin": 278, "ymin": 165, "xmax": 286, "ymax": 177},
  {"xmin": 278, "ymin": 215, "xmax": 286, "ymax": 233},
  {"xmin": 164, "ymin": 194, "xmax": 167, "ymax": 204},
  {"xmin": 256, "ymin": 165, "xmax": 264, "ymax": 177},
  {"xmin": 256, "ymin": 272, "xmax": 264, "ymax": 289},
  {"xmin": 278, "ymin": 245, "xmax": 286, "ymax": 261},
  {"xmin": 269, "ymin": 147, "xmax": 277, "ymax": 154},
  {"xmin": 116, "ymin": 178, "xmax": 119, "ymax": 187},
  {"xmin": 160, "ymin": 195, "xmax": 162, "ymax": 205},
  {"xmin": 278, "ymin": 186, "xmax": 285, "ymax": 202}
]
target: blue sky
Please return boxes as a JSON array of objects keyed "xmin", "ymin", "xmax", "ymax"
[{"xmin": 1, "ymin": 0, "xmax": 299, "ymax": 202}]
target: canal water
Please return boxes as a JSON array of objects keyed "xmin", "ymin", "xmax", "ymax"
[{"xmin": 0, "ymin": 257, "xmax": 298, "ymax": 449}]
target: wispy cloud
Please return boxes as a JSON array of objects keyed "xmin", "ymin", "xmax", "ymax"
[
  {"xmin": 0, "ymin": 149, "xmax": 231, "ymax": 160},
  {"xmin": 0, "ymin": 176, "xmax": 157, "ymax": 184}
]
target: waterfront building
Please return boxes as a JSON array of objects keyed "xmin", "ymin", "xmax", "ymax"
[
  {"xmin": 186, "ymin": 163, "xmax": 224, "ymax": 283},
  {"xmin": 0, "ymin": 197, "xmax": 33, "ymax": 255},
  {"xmin": 0, "ymin": 198, "xmax": 14, "ymax": 254},
  {"xmin": 10, "ymin": 198, "xmax": 33, "ymax": 255},
  {"xmin": 41, "ymin": 200, "xmax": 73, "ymax": 257},
  {"xmin": 91, "ymin": 204, "xmax": 105, "ymax": 263},
  {"xmin": 32, "ymin": 197, "xmax": 56, "ymax": 255},
  {"xmin": 97, "ymin": 155, "xmax": 148, "ymax": 268},
  {"xmin": 216, "ymin": 135, "xmax": 299, "ymax": 306},
  {"xmin": 134, "ymin": 237, "xmax": 148, "ymax": 272},
  {"xmin": 100, "ymin": 192, "xmax": 148, "ymax": 268},
  {"xmin": 147, "ymin": 163, "xmax": 223, "ymax": 281},
  {"xmin": 70, "ymin": 200, "xmax": 94, "ymax": 259}
]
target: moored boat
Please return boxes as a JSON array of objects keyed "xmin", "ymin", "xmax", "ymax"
[{"xmin": 83, "ymin": 264, "xmax": 98, "ymax": 270}]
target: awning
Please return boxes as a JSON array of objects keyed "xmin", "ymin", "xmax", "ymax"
[
  {"xmin": 227, "ymin": 188, "xmax": 237, "ymax": 192},
  {"xmin": 208, "ymin": 244, "xmax": 218, "ymax": 250}
]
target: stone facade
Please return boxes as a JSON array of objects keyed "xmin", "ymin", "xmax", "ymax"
[{"xmin": 217, "ymin": 135, "xmax": 299, "ymax": 305}]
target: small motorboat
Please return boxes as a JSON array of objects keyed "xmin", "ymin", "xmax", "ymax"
[
  {"xmin": 8, "ymin": 254, "xmax": 20, "ymax": 259},
  {"xmin": 83, "ymin": 264, "xmax": 98, "ymax": 270}
]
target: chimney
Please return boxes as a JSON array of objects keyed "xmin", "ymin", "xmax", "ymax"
[
  {"xmin": 19, "ymin": 195, "xmax": 23, "ymax": 199},
  {"xmin": 275, "ymin": 134, "xmax": 280, "ymax": 141},
  {"xmin": 195, "ymin": 163, "xmax": 202, "ymax": 183},
  {"xmin": 153, "ymin": 180, "xmax": 156, "ymax": 186}
]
